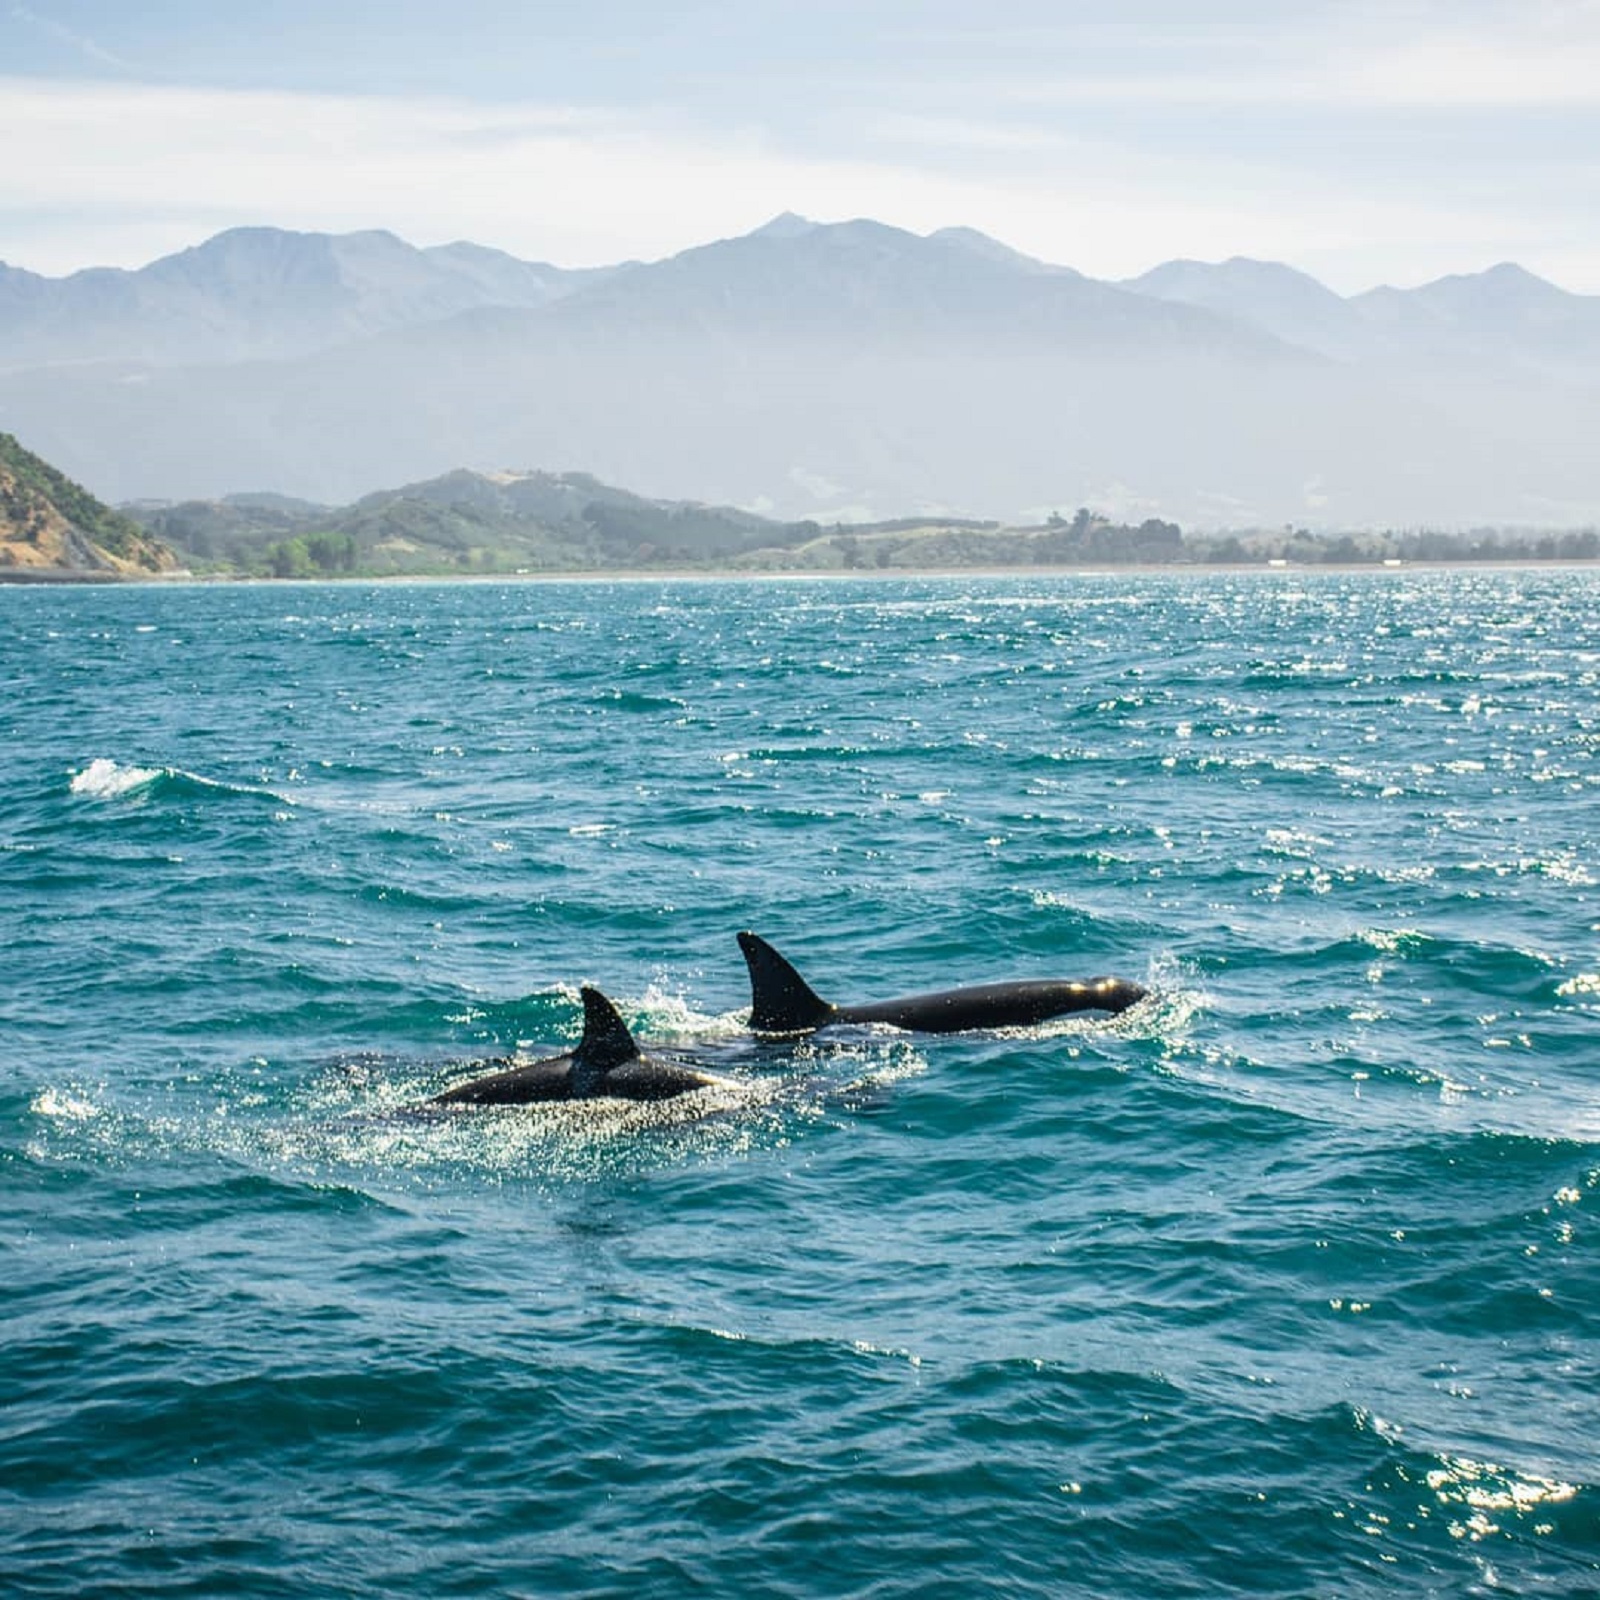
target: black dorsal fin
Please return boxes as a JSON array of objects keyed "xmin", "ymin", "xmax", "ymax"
[
  {"xmin": 572, "ymin": 986, "xmax": 642, "ymax": 1087},
  {"xmin": 738, "ymin": 931, "xmax": 837, "ymax": 1033}
]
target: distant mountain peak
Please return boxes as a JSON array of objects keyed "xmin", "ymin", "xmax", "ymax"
[
  {"xmin": 1479, "ymin": 261, "xmax": 1546, "ymax": 283},
  {"xmin": 1128, "ymin": 256, "xmax": 1340, "ymax": 295},
  {"xmin": 928, "ymin": 226, "xmax": 1064, "ymax": 274},
  {"xmin": 725, "ymin": 211, "xmax": 943, "ymax": 256},
  {"xmin": 182, "ymin": 224, "xmax": 406, "ymax": 257},
  {"xmin": 1360, "ymin": 259, "xmax": 1581, "ymax": 323},
  {"xmin": 1454, "ymin": 261, "xmax": 1570, "ymax": 300},
  {"xmin": 1119, "ymin": 255, "xmax": 1365, "ymax": 361},
  {"xmin": 749, "ymin": 212, "xmax": 817, "ymax": 240}
]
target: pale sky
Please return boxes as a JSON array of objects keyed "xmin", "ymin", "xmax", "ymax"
[{"xmin": 5, "ymin": 0, "xmax": 1600, "ymax": 292}]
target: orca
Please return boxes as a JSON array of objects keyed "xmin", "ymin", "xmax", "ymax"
[
  {"xmin": 430, "ymin": 986, "xmax": 720, "ymax": 1105},
  {"xmin": 737, "ymin": 930, "xmax": 1146, "ymax": 1035}
]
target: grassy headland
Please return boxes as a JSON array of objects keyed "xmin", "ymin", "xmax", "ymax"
[{"xmin": 0, "ymin": 433, "xmax": 177, "ymax": 578}]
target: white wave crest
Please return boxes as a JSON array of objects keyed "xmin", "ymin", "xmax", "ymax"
[{"xmin": 69, "ymin": 757, "xmax": 162, "ymax": 799}]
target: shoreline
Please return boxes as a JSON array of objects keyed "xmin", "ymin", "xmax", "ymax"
[{"xmin": 6, "ymin": 556, "xmax": 1600, "ymax": 587}]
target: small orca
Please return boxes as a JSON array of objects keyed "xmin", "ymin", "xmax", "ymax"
[
  {"xmin": 430, "ymin": 986, "xmax": 720, "ymax": 1105},
  {"xmin": 737, "ymin": 930, "xmax": 1146, "ymax": 1035}
]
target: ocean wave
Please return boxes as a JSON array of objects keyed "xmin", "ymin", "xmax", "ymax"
[
  {"xmin": 68, "ymin": 756, "xmax": 165, "ymax": 799},
  {"xmin": 68, "ymin": 757, "xmax": 290, "ymax": 808}
]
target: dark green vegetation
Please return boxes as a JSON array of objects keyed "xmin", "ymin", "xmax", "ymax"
[
  {"xmin": 127, "ymin": 469, "xmax": 829, "ymax": 577},
  {"xmin": 123, "ymin": 470, "xmax": 1600, "ymax": 578},
  {"xmin": 4, "ymin": 430, "xmax": 1595, "ymax": 582}
]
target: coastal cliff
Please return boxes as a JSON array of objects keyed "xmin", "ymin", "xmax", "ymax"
[{"xmin": 0, "ymin": 433, "xmax": 177, "ymax": 579}]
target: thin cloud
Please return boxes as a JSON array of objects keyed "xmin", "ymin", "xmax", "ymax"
[
  {"xmin": 1346, "ymin": 35, "xmax": 1600, "ymax": 106},
  {"xmin": 876, "ymin": 4, "xmax": 1600, "ymax": 111},
  {"xmin": 9, "ymin": 2, "xmax": 132, "ymax": 69},
  {"xmin": 902, "ymin": 48, "xmax": 1600, "ymax": 112}
]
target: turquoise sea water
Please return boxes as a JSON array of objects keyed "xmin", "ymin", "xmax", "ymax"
[{"xmin": 3, "ymin": 572, "xmax": 1598, "ymax": 1597}]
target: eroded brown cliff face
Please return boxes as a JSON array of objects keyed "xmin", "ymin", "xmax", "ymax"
[{"xmin": 0, "ymin": 434, "xmax": 176, "ymax": 577}]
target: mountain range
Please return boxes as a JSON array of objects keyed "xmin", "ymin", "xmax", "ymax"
[{"xmin": 3, "ymin": 216, "xmax": 1598, "ymax": 528}]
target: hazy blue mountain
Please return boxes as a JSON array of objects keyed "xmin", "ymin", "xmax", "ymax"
[
  {"xmin": 0, "ymin": 226, "xmax": 607, "ymax": 369},
  {"xmin": 1349, "ymin": 262, "xmax": 1600, "ymax": 379},
  {"xmin": 1356, "ymin": 261, "xmax": 1578, "ymax": 329},
  {"xmin": 221, "ymin": 490, "xmax": 331, "ymax": 514},
  {"xmin": 746, "ymin": 211, "xmax": 818, "ymax": 241},
  {"xmin": 0, "ymin": 216, "xmax": 1324, "ymax": 518},
  {"xmin": 535, "ymin": 215, "xmax": 1267, "ymax": 353},
  {"xmin": 1124, "ymin": 255, "xmax": 1600, "ymax": 381},
  {"xmin": 3, "ymin": 217, "xmax": 1599, "ymax": 528},
  {"xmin": 928, "ymin": 226, "xmax": 1076, "ymax": 276},
  {"xmin": 1122, "ymin": 256, "xmax": 1371, "ymax": 360}
]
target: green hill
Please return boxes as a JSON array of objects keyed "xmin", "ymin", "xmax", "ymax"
[
  {"xmin": 0, "ymin": 434, "xmax": 177, "ymax": 578},
  {"xmin": 127, "ymin": 468, "xmax": 826, "ymax": 577}
]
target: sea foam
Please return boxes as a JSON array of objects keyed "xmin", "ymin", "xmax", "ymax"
[{"xmin": 69, "ymin": 757, "xmax": 163, "ymax": 799}]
